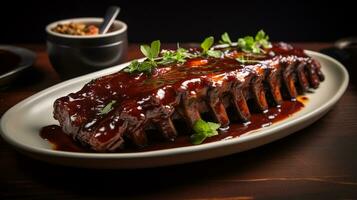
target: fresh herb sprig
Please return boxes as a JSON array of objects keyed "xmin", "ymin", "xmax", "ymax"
[
  {"xmin": 190, "ymin": 119, "xmax": 221, "ymax": 144},
  {"xmin": 125, "ymin": 41, "xmax": 196, "ymax": 73},
  {"xmin": 158, "ymin": 44, "xmax": 194, "ymax": 65},
  {"xmin": 237, "ymin": 30, "xmax": 271, "ymax": 54},
  {"xmin": 123, "ymin": 30, "xmax": 272, "ymax": 74},
  {"xmin": 140, "ymin": 40, "xmax": 161, "ymax": 62},
  {"xmin": 219, "ymin": 32, "xmax": 232, "ymax": 45},
  {"xmin": 200, "ymin": 36, "xmax": 223, "ymax": 58},
  {"xmin": 218, "ymin": 30, "xmax": 271, "ymax": 54},
  {"xmin": 124, "ymin": 40, "xmax": 161, "ymax": 74}
]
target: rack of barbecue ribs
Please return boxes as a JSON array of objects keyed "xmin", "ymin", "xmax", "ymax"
[{"xmin": 53, "ymin": 42, "xmax": 324, "ymax": 152}]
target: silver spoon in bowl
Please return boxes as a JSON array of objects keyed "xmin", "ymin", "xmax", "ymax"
[{"xmin": 99, "ymin": 6, "xmax": 121, "ymax": 34}]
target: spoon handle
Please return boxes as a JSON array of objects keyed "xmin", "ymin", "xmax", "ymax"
[{"xmin": 99, "ymin": 6, "xmax": 121, "ymax": 34}]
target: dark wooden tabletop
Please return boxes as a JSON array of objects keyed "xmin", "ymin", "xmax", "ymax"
[{"xmin": 1, "ymin": 43, "xmax": 357, "ymax": 200}]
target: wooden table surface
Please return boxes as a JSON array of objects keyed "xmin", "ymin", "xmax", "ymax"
[{"xmin": 1, "ymin": 43, "xmax": 357, "ymax": 199}]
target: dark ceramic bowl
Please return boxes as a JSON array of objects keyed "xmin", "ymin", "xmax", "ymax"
[{"xmin": 46, "ymin": 18, "xmax": 128, "ymax": 79}]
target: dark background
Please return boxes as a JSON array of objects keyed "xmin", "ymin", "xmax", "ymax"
[{"xmin": 0, "ymin": 0, "xmax": 356, "ymax": 44}]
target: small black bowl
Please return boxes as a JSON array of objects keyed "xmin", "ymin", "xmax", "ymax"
[{"xmin": 46, "ymin": 18, "xmax": 128, "ymax": 79}]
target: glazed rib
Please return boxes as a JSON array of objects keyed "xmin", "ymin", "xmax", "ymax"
[{"xmin": 53, "ymin": 42, "xmax": 324, "ymax": 152}]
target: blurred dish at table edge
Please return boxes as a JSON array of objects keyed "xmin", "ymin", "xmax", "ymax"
[
  {"xmin": 0, "ymin": 45, "xmax": 36, "ymax": 86},
  {"xmin": 335, "ymin": 37, "xmax": 357, "ymax": 70}
]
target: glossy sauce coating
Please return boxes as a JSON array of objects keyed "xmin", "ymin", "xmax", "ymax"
[
  {"xmin": 42, "ymin": 98, "xmax": 305, "ymax": 153},
  {"xmin": 53, "ymin": 43, "xmax": 311, "ymax": 146}
]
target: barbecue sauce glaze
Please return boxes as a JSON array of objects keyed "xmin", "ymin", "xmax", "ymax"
[
  {"xmin": 41, "ymin": 97, "xmax": 305, "ymax": 152},
  {"xmin": 40, "ymin": 42, "xmax": 313, "ymax": 153}
]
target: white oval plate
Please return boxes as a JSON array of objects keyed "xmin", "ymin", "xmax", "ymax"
[{"xmin": 0, "ymin": 51, "xmax": 349, "ymax": 169}]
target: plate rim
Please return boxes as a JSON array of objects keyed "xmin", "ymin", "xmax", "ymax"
[
  {"xmin": 0, "ymin": 45, "xmax": 36, "ymax": 80},
  {"xmin": 0, "ymin": 50, "xmax": 350, "ymax": 160}
]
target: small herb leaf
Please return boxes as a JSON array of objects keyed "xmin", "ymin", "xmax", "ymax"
[
  {"xmin": 190, "ymin": 119, "xmax": 220, "ymax": 145},
  {"xmin": 123, "ymin": 60, "xmax": 155, "ymax": 74},
  {"xmin": 190, "ymin": 133, "xmax": 207, "ymax": 145},
  {"xmin": 140, "ymin": 40, "xmax": 161, "ymax": 60},
  {"xmin": 207, "ymin": 50, "xmax": 223, "ymax": 58},
  {"xmin": 99, "ymin": 100, "xmax": 117, "ymax": 115},
  {"xmin": 140, "ymin": 45, "xmax": 152, "ymax": 59},
  {"xmin": 123, "ymin": 60, "xmax": 139, "ymax": 73},
  {"xmin": 220, "ymin": 32, "xmax": 232, "ymax": 45},
  {"xmin": 150, "ymin": 40, "xmax": 161, "ymax": 58},
  {"xmin": 125, "ymin": 40, "xmax": 161, "ymax": 74},
  {"xmin": 201, "ymin": 36, "xmax": 214, "ymax": 53},
  {"xmin": 158, "ymin": 46, "xmax": 194, "ymax": 65},
  {"xmin": 255, "ymin": 30, "xmax": 271, "ymax": 48},
  {"xmin": 207, "ymin": 122, "xmax": 220, "ymax": 134},
  {"xmin": 237, "ymin": 30, "xmax": 271, "ymax": 54}
]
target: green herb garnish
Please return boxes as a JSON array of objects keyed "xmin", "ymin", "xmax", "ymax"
[
  {"xmin": 237, "ymin": 36, "xmax": 259, "ymax": 53},
  {"xmin": 201, "ymin": 36, "xmax": 214, "ymax": 53},
  {"xmin": 207, "ymin": 50, "xmax": 223, "ymax": 58},
  {"xmin": 140, "ymin": 40, "xmax": 161, "ymax": 62},
  {"xmin": 255, "ymin": 29, "xmax": 271, "ymax": 48},
  {"xmin": 124, "ymin": 60, "xmax": 156, "ymax": 74},
  {"xmin": 237, "ymin": 30, "xmax": 271, "ymax": 54},
  {"xmin": 124, "ymin": 40, "xmax": 161, "ymax": 74},
  {"xmin": 123, "ymin": 30, "xmax": 271, "ymax": 74},
  {"xmin": 219, "ymin": 32, "xmax": 232, "ymax": 45},
  {"xmin": 99, "ymin": 100, "xmax": 116, "ymax": 115},
  {"xmin": 200, "ymin": 36, "xmax": 223, "ymax": 58},
  {"xmin": 158, "ymin": 44, "xmax": 194, "ymax": 65},
  {"xmin": 190, "ymin": 119, "xmax": 221, "ymax": 145}
]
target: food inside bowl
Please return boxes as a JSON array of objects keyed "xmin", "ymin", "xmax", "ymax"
[{"xmin": 51, "ymin": 22, "xmax": 99, "ymax": 35}]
